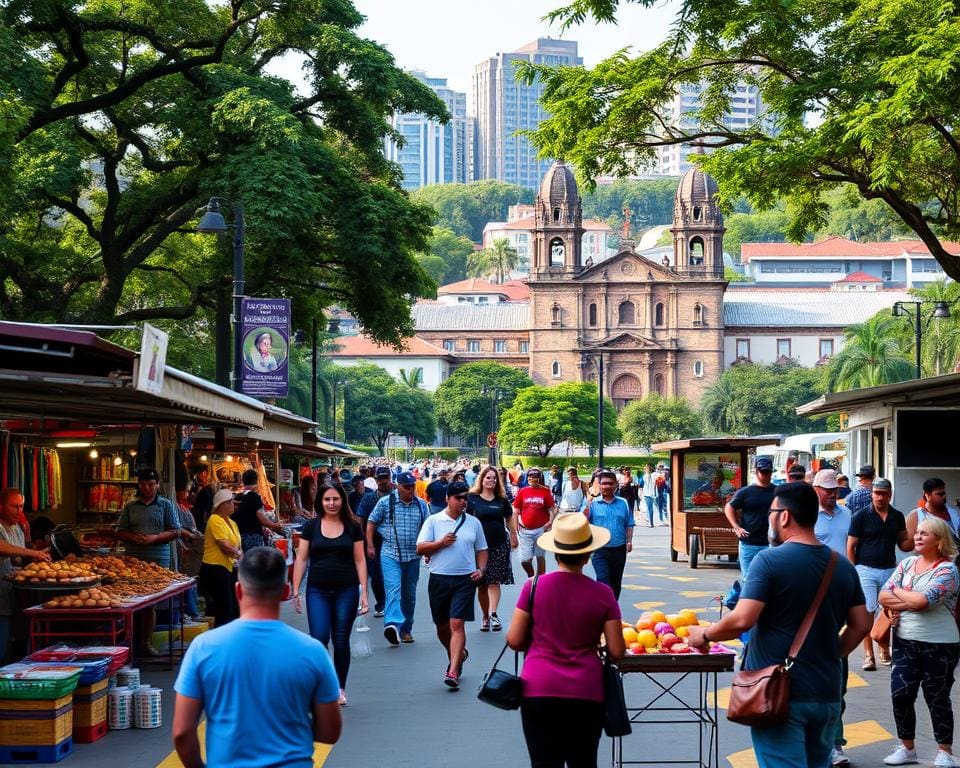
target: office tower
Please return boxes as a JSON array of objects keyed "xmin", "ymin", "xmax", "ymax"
[
  {"xmin": 385, "ymin": 71, "xmax": 467, "ymax": 190},
  {"xmin": 471, "ymin": 38, "xmax": 581, "ymax": 189}
]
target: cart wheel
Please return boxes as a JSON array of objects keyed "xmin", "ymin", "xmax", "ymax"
[
  {"xmin": 670, "ymin": 544, "xmax": 678, "ymax": 562},
  {"xmin": 688, "ymin": 535, "xmax": 699, "ymax": 568}
]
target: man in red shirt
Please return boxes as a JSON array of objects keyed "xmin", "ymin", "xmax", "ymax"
[{"xmin": 512, "ymin": 468, "xmax": 556, "ymax": 577}]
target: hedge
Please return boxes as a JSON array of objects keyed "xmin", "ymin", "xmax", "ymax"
[{"xmin": 500, "ymin": 453, "xmax": 669, "ymax": 472}]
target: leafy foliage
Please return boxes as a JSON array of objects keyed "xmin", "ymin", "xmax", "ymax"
[
  {"xmin": 528, "ymin": 0, "xmax": 960, "ymax": 280},
  {"xmin": 467, "ymin": 237, "xmax": 519, "ymax": 284},
  {"xmin": 498, "ymin": 383, "xmax": 621, "ymax": 457},
  {"xmin": 424, "ymin": 227, "xmax": 475, "ymax": 283},
  {"xmin": 411, "ymin": 181, "xmax": 532, "ymax": 242},
  {"xmin": 1, "ymin": 0, "xmax": 445, "ymax": 346},
  {"xmin": 826, "ymin": 315, "xmax": 915, "ymax": 390},
  {"xmin": 434, "ymin": 363, "xmax": 534, "ymax": 444},
  {"xmin": 618, "ymin": 395, "xmax": 702, "ymax": 448}
]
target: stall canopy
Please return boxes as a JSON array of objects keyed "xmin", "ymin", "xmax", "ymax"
[{"xmin": 797, "ymin": 373, "xmax": 960, "ymax": 416}]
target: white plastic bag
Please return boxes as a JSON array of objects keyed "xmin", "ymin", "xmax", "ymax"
[{"xmin": 350, "ymin": 613, "xmax": 374, "ymax": 659}]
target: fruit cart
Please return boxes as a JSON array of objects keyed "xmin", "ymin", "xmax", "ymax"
[{"xmin": 652, "ymin": 438, "xmax": 771, "ymax": 568}]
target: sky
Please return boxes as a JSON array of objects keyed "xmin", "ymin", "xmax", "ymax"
[{"xmin": 351, "ymin": 0, "xmax": 680, "ymax": 93}]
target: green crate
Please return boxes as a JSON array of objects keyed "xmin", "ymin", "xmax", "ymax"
[{"xmin": 0, "ymin": 674, "xmax": 81, "ymax": 701}]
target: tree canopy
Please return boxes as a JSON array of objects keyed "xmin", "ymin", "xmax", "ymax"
[
  {"xmin": 498, "ymin": 382, "xmax": 621, "ymax": 457},
  {"xmin": 826, "ymin": 315, "xmax": 915, "ymax": 391},
  {"xmin": 411, "ymin": 181, "xmax": 532, "ymax": 242},
  {"xmin": 2, "ymin": 0, "xmax": 444, "ymax": 345},
  {"xmin": 618, "ymin": 394, "xmax": 702, "ymax": 448},
  {"xmin": 434, "ymin": 362, "xmax": 533, "ymax": 444},
  {"xmin": 527, "ymin": 0, "xmax": 960, "ymax": 280},
  {"xmin": 468, "ymin": 237, "xmax": 519, "ymax": 283}
]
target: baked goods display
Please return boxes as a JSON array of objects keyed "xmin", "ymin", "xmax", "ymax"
[
  {"xmin": 42, "ymin": 587, "xmax": 116, "ymax": 609},
  {"xmin": 9, "ymin": 559, "xmax": 99, "ymax": 585}
]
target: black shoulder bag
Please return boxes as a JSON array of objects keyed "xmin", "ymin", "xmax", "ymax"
[
  {"xmin": 477, "ymin": 575, "xmax": 538, "ymax": 710},
  {"xmin": 601, "ymin": 649, "xmax": 631, "ymax": 737}
]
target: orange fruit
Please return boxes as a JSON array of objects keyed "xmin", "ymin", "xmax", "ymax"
[
  {"xmin": 679, "ymin": 609, "xmax": 698, "ymax": 626},
  {"xmin": 666, "ymin": 613, "xmax": 681, "ymax": 629},
  {"xmin": 635, "ymin": 618, "xmax": 654, "ymax": 632},
  {"xmin": 649, "ymin": 610, "xmax": 667, "ymax": 624},
  {"xmin": 637, "ymin": 629, "xmax": 658, "ymax": 648},
  {"xmin": 622, "ymin": 627, "xmax": 638, "ymax": 644},
  {"xmin": 676, "ymin": 626, "xmax": 690, "ymax": 638}
]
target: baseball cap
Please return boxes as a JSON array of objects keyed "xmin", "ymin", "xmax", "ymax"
[
  {"xmin": 397, "ymin": 471, "xmax": 417, "ymax": 486},
  {"xmin": 447, "ymin": 481, "xmax": 470, "ymax": 498},
  {"xmin": 755, "ymin": 457, "xmax": 773, "ymax": 472},
  {"xmin": 374, "ymin": 466, "xmax": 392, "ymax": 478},
  {"xmin": 363, "ymin": 477, "xmax": 377, "ymax": 491},
  {"xmin": 873, "ymin": 478, "xmax": 892, "ymax": 492},
  {"xmin": 212, "ymin": 489, "xmax": 235, "ymax": 509},
  {"xmin": 787, "ymin": 464, "xmax": 807, "ymax": 479},
  {"xmin": 339, "ymin": 469, "xmax": 353, "ymax": 482},
  {"xmin": 856, "ymin": 465, "xmax": 876, "ymax": 479},
  {"xmin": 812, "ymin": 469, "xmax": 839, "ymax": 489},
  {"xmin": 137, "ymin": 467, "xmax": 160, "ymax": 482}
]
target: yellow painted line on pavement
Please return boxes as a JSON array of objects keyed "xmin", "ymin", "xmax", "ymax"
[
  {"xmin": 709, "ymin": 687, "xmax": 730, "ymax": 709},
  {"xmin": 847, "ymin": 671, "xmax": 868, "ymax": 689},
  {"xmin": 650, "ymin": 574, "xmax": 699, "ymax": 582},
  {"xmin": 632, "ymin": 601, "xmax": 666, "ymax": 610},
  {"xmin": 155, "ymin": 721, "xmax": 332, "ymax": 767},
  {"xmin": 726, "ymin": 747, "xmax": 758, "ymax": 768},
  {"xmin": 621, "ymin": 584, "xmax": 655, "ymax": 590},
  {"xmin": 680, "ymin": 590, "xmax": 720, "ymax": 598},
  {"xmin": 633, "ymin": 565, "xmax": 667, "ymax": 570},
  {"xmin": 724, "ymin": 720, "xmax": 892, "ymax": 768}
]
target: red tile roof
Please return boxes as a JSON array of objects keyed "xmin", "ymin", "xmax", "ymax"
[
  {"xmin": 328, "ymin": 335, "xmax": 451, "ymax": 358},
  {"xmin": 740, "ymin": 237, "xmax": 960, "ymax": 262},
  {"xmin": 836, "ymin": 271, "xmax": 882, "ymax": 283},
  {"xmin": 437, "ymin": 278, "xmax": 509, "ymax": 295},
  {"xmin": 500, "ymin": 280, "xmax": 530, "ymax": 301}
]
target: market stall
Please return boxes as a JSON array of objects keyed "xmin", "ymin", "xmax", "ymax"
[{"xmin": 652, "ymin": 438, "xmax": 770, "ymax": 568}]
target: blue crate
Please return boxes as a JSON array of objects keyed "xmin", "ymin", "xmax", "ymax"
[{"xmin": 0, "ymin": 737, "xmax": 73, "ymax": 763}]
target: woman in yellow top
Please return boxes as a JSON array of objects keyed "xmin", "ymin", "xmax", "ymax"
[{"xmin": 199, "ymin": 489, "xmax": 242, "ymax": 627}]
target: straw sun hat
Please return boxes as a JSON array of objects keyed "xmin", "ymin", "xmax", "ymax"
[{"xmin": 537, "ymin": 514, "xmax": 610, "ymax": 555}]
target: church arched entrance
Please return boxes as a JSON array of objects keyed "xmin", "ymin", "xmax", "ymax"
[{"xmin": 611, "ymin": 373, "xmax": 642, "ymax": 410}]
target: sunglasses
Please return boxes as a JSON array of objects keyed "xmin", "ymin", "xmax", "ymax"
[{"xmin": 452, "ymin": 494, "xmax": 468, "ymax": 501}]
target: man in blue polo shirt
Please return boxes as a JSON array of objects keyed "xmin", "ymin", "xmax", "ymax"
[
  {"xmin": 425, "ymin": 467, "xmax": 450, "ymax": 513},
  {"xmin": 586, "ymin": 470, "xmax": 634, "ymax": 599},
  {"xmin": 173, "ymin": 547, "xmax": 341, "ymax": 767}
]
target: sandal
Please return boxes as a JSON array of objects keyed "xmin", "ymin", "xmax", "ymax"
[
  {"xmin": 480, "ymin": 617, "xmax": 490, "ymax": 632},
  {"xmin": 490, "ymin": 613, "xmax": 502, "ymax": 631},
  {"xmin": 879, "ymin": 649, "xmax": 892, "ymax": 666},
  {"xmin": 862, "ymin": 655, "xmax": 876, "ymax": 671}
]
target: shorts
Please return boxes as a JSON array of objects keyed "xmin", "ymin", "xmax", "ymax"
[
  {"xmin": 856, "ymin": 564, "xmax": 895, "ymax": 614},
  {"xmin": 518, "ymin": 526, "xmax": 546, "ymax": 562},
  {"xmin": 427, "ymin": 573, "xmax": 476, "ymax": 623}
]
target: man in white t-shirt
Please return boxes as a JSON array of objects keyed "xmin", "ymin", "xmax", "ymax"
[
  {"xmin": 558, "ymin": 467, "xmax": 588, "ymax": 515},
  {"xmin": 416, "ymin": 482, "xmax": 488, "ymax": 690}
]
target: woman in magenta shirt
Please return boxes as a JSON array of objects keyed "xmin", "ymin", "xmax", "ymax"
[{"xmin": 506, "ymin": 514, "xmax": 625, "ymax": 768}]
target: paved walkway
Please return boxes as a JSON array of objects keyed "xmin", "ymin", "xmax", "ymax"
[{"xmin": 21, "ymin": 526, "xmax": 950, "ymax": 766}]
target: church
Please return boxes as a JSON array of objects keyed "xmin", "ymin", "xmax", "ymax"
[{"xmin": 526, "ymin": 161, "xmax": 726, "ymax": 406}]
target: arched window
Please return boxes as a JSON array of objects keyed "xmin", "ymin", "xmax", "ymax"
[
  {"xmin": 551, "ymin": 302, "xmax": 562, "ymax": 326},
  {"xmin": 588, "ymin": 303, "xmax": 597, "ymax": 327},
  {"xmin": 654, "ymin": 302, "xmax": 665, "ymax": 327},
  {"xmin": 689, "ymin": 237, "xmax": 705, "ymax": 266},
  {"xmin": 549, "ymin": 237, "xmax": 565, "ymax": 267},
  {"xmin": 654, "ymin": 373, "xmax": 665, "ymax": 396},
  {"xmin": 693, "ymin": 206, "xmax": 702, "ymax": 222},
  {"xmin": 693, "ymin": 360, "xmax": 704, "ymax": 378},
  {"xmin": 553, "ymin": 207, "xmax": 561, "ymax": 223},
  {"xmin": 618, "ymin": 300, "xmax": 635, "ymax": 325},
  {"xmin": 693, "ymin": 303, "xmax": 704, "ymax": 325},
  {"xmin": 551, "ymin": 361, "xmax": 561, "ymax": 378}
]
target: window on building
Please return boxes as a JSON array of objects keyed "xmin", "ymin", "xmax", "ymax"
[
  {"xmin": 654, "ymin": 373, "xmax": 665, "ymax": 396},
  {"xmin": 689, "ymin": 237, "xmax": 705, "ymax": 266},
  {"xmin": 655, "ymin": 302, "xmax": 665, "ymax": 327},
  {"xmin": 467, "ymin": 339, "xmax": 481, "ymax": 353},
  {"xmin": 693, "ymin": 360, "xmax": 704, "ymax": 378},
  {"xmin": 588, "ymin": 303, "xmax": 597, "ymax": 327},
  {"xmin": 478, "ymin": 296, "xmax": 489, "ymax": 304},
  {"xmin": 443, "ymin": 339, "xmax": 455, "ymax": 352},
  {"xmin": 494, "ymin": 339, "xmax": 507, "ymax": 353},
  {"xmin": 777, "ymin": 338, "xmax": 791, "ymax": 359},
  {"xmin": 736, "ymin": 338, "xmax": 750, "ymax": 360},
  {"xmin": 551, "ymin": 303, "xmax": 562, "ymax": 326},
  {"xmin": 693, "ymin": 206, "xmax": 702, "ymax": 221},
  {"xmin": 551, "ymin": 361, "xmax": 561, "ymax": 378},
  {"xmin": 519, "ymin": 341, "xmax": 529, "ymax": 354},
  {"xmin": 553, "ymin": 207, "xmax": 561, "ymax": 223},
  {"xmin": 819, "ymin": 338, "xmax": 834, "ymax": 359},
  {"xmin": 549, "ymin": 237, "xmax": 565, "ymax": 267},
  {"xmin": 693, "ymin": 303, "xmax": 704, "ymax": 325},
  {"xmin": 618, "ymin": 300, "xmax": 636, "ymax": 325}
]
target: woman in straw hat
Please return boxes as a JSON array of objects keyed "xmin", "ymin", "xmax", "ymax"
[{"xmin": 506, "ymin": 514, "xmax": 625, "ymax": 768}]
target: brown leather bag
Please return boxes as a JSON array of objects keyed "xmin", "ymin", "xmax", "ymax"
[
  {"xmin": 727, "ymin": 550, "xmax": 838, "ymax": 728},
  {"xmin": 870, "ymin": 607, "xmax": 897, "ymax": 647}
]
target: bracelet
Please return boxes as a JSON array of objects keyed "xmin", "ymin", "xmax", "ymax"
[{"xmin": 703, "ymin": 629, "xmax": 711, "ymax": 643}]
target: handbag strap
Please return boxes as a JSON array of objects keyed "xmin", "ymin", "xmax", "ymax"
[{"xmin": 786, "ymin": 550, "xmax": 837, "ymax": 664}]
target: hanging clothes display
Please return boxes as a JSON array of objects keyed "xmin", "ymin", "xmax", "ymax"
[{"xmin": 0, "ymin": 435, "xmax": 61, "ymax": 512}]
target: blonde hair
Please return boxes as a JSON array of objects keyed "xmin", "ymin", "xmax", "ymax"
[
  {"xmin": 469, "ymin": 465, "xmax": 506, "ymax": 499},
  {"xmin": 917, "ymin": 516, "xmax": 959, "ymax": 559}
]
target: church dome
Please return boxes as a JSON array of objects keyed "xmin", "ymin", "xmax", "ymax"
[
  {"xmin": 676, "ymin": 166, "xmax": 719, "ymax": 205},
  {"xmin": 540, "ymin": 161, "xmax": 579, "ymax": 210},
  {"xmin": 673, "ymin": 165, "xmax": 722, "ymax": 228}
]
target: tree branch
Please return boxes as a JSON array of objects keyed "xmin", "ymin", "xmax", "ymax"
[{"xmin": 43, "ymin": 194, "xmax": 100, "ymax": 242}]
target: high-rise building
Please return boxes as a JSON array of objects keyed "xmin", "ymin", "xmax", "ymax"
[
  {"xmin": 471, "ymin": 38, "xmax": 581, "ymax": 189},
  {"xmin": 654, "ymin": 81, "xmax": 776, "ymax": 176},
  {"xmin": 384, "ymin": 72, "xmax": 467, "ymax": 190}
]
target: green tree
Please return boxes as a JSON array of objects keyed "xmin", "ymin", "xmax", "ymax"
[
  {"xmin": 580, "ymin": 178, "xmax": 680, "ymax": 228},
  {"xmin": 498, "ymin": 383, "xmax": 621, "ymax": 458},
  {"xmin": 618, "ymin": 395, "xmax": 702, "ymax": 448},
  {"xmin": 909, "ymin": 279, "xmax": 960, "ymax": 375},
  {"xmin": 428, "ymin": 227, "xmax": 475, "ymax": 283},
  {"xmin": 827, "ymin": 315, "xmax": 915, "ymax": 391},
  {"xmin": 434, "ymin": 363, "xmax": 534, "ymax": 444},
  {"xmin": 412, "ymin": 181, "xmax": 532, "ymax": 241},
  {"xmin": 723, "ymin": 209, "xmax": 791, "ymax": 263},
  {"xmin": 399, "ymin": 367, "xmax": 424, "ymax": 390},
  {"xmin": 415, "ymin": 254, "xmax": 448, "ymax": 285},
  {"xmin": 341, "ymin": 363, "xmax": 435, "ymax": 454},
  {"xmin": 1, "ymin": 0, "xmax": 444, "ymax": 346},
  {"xmin": 699, "ymin": 376, "xmax": 739, "ymax": 434},
  {"xmin": 467, "ymin": 237, "xmax": 519, "ymax": 284},
  {"xmin": 526, "ymin": 0, "xmax": 960, "ymax": 280}
]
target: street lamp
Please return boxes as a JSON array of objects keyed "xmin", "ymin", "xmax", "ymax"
[
  {"xmin": 581, "ymin": 352, "xmax": 605, "ymax": 467},
  {"xmin": 481, "ymin": 386, "xmax": 504, "ymax": 468},
  {"xmin": 331, "ymin": 376, "xmax": 349, "ymax": 443},
  {"xmin": 892, "ymin": 300, "xmax": 951, "ymax": 379},
  {"xmin": 196, "ymin": 198, "xmax": 245, "ymax": 391}
]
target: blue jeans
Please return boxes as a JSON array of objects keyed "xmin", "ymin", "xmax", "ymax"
[
  {"xmin": 592, "ymin": 545, "xmax": 627, "ymax": 600},
  {"xmin": 751, "ymin": 700, "xmax": 840, "ymax": 768},
  {"xmin": 643, "ymin": 496, "xmax": 655, "ymax": 526},
  {"xmin": 738, "ymin": 541, "xmax": 768, "ymax": 583},
  {"xmin": 306, "ymin": 584, "xmax": 360, "ymax": 689},
  {"xmin": 184, "ymin": 584, "xmax": 200, "ymax": 618},
  {"xmin": 381, "ymin": 556, "xmax": 420, "ymax": 634}
]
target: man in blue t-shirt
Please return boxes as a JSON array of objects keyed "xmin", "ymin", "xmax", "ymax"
[
  {"xmin": 173, "ymin": 547, "xmax": 341, "ymax": 768},
  {"xmin": 687, "ymin": 482, "xmax": 872, "ymax": 768},
  {"xmin": 723, "ymin": 456, "xmax": 776, "ymax": 582}
]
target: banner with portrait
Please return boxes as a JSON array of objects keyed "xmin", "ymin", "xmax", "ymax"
[{"xmin": 240, "ymin": 298, "xmax": 290, "ymax": 398}]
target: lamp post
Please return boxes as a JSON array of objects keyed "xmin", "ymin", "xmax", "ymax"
[
  {"xmin": 581, "ymin": 352, "xmax": 605, "ymax": 467},
  {"xmin": 481, "ymin": 386, "xmax": 504, "ymax": 468},
  {"xmin": 331, "ymin": 376, "xmax": 348, "ymax": 443},
  {"xmin": 892, "ymin": 300, "xmax": 952, "ymax": 379},
  {"xmin": 197, "ymin": 198, "xmax": 245, "ymax": 392}
]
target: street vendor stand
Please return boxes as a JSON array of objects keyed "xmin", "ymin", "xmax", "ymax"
[
  {"xmin": 652, "ymin": 438, "xmax": 770, "ymax": 568},
  {"xmin": 613, "ymin": 652, "xmax": 735, "ymax": 768}
]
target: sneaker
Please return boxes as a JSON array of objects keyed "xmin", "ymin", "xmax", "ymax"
[
  {"xmin": 384, "ymin": 625, "xmax": 400, "ymax": 646},
  {"xmin": 862, "ymin": 655, "xmax": 876, "ymax": 671},
  {"xmin": 374, "ymin": 608, "xmax": 384, "ymax": 618},
  {"xmin": 338, "ymin": 689, "xmax": 347, "ymax": 706},
  {"xmin": 831, "ymin": 746, "xmax": 849, "ymax": 765},
  {"xmin": 400, "ymin": 632, "xmax": 415, "ymax": 643},
  {"xmin": 443, "ymin": 669, "xmax": 460, "ymax": 689},
  {"xmin": 143, "ymin": 644, "xmax": 164, "ymax": 658},
  {"xmin": 480, "ymin": 617, "xmax": 490, "ymax": 632},
  {"xmin": 883, "ymin": 745, "xmax": 918, "ymax": 765},
  {"xmin": 935, "ymin": 751, "xmax": 956, "ymax": 768},
  {"xmin": 879, "ymin": 648, "xmax": 892, "ymax": 666},
  {"xmin": 491, "ymin": 613, "xmax": 502, "ymax": 631}
]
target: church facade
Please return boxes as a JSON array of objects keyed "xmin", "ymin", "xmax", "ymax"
[{"xmin": 526, "ymin": 161, "xmax": 727, "ymax": 407}]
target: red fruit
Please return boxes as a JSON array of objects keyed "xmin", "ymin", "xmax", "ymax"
[
  {"xmin": 660, "ymin": 633, "xmax": 680, "ymax": 649},
  {"xmin": 631, "ymin": 645, "xmax": 646, "ymax": 654},
  {"xmin": 671, "ymin": 643, "xmax": 692, "ymax": 654}
]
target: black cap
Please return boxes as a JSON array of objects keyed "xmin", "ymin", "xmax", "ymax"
[
  {"xmin": 137, "ymin": 468, "xmax": 160, "ymax": 482},
  {"xmin": 447, "ymin": 481, "xmax": 470, "ymax": 498},
  {"xmin": 856, "ymin": 465, "xmax": 876, "ymax": 479},
  {"xmin": 374, "ymin": 467, "xmax": 391, "ymax": 478}
]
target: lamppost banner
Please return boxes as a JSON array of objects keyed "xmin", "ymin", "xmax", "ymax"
[{"xmin": 240, "ymin": 298, "xmax": 290, "ymax": 398}]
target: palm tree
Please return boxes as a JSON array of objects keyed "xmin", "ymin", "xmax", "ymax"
[
  {"xmin": 827, "ymin": 314, "xmax": 914, "ymax": 391},
  {"xmin": 909, "ymin": 279, "xmax": 960, "ymax": 375},
  {"xmin": 398, "ymin": 367, "xmax": 424, "ymax": 389},
  {"xmin": 467, "ymin": 237, "xmax": 519, "ymax": 284},
  {"xmin": 700, "ymin": 376, "xmax": 738, "ymax": 433}
]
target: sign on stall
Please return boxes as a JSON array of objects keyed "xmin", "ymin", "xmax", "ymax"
[{"xmin": 240, "ymin": 298, "xmax": 290, "ymax": 398}]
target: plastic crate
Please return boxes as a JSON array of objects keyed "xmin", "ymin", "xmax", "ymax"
[
  {"xmin": 0, "ymin": 698, "xmax": 72, "ymax": 746},
  {"xmin": 0, "ymin": 667, "xmax": 81, "ymax": 700},
  {"xmin": 73, "ymin": 720, "xmax": 107, "ymax": 744},
  {"xmin": 29, "ymin": 645, "xmax": 129, "ymax": 676},
  {"xmin": 73, "ymin": 681, "xmax": 108, "ymax": 728},
  {"xmin": 0, "ymin": 737, "xmax": 72, "ymax": 763},
  {"xmin": 22, "ymin": 658, "xmax": 110, "ymax": 686}
]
